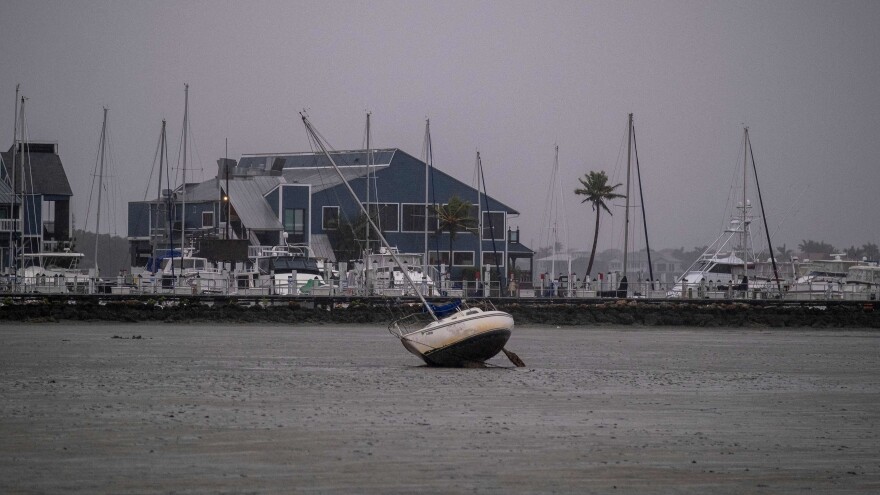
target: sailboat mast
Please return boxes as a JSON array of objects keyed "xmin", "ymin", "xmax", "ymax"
[
  {"xmin": 364, "ymin": 112, "xmax": 372, "ymax": 294},
  {"xmin": 17, "ymin": 97, "xmax": 26, "ymax": 275},
  {"xmin": 423, "ymin": 118, "xmax": 431, "ymax": 272},
  {"xmin": 94, "ymin": 107, "xmax": 108, "ymax": 278},
  {"xmin": 152, "ymin": 120, "xmax": 167, "ymax": 265},
  {"xmin": 623, "ymin": 113, "xmax": 633, "ymax": 282},
  {"xmin": 742, "ymin": 127, "xmax": 748, "ymax": 278},
  {"xmin": 301, "ymin": 114, "xmax": 437, "ymax": 320},
  {"xmin": 365, "ymin": 112, "xmax": 371, "ymax": 250},
  {"xmin": 632, "ymin": 123, "xmax": 654, "ymax": 286},
  {"xmin": 9, "ymin": 84, "xmax": 19, "ymax": 274},
  {"xmin": 551, "ymin": 145, "xmax": 558, "ymax": 279},
  {"xmin": 748, "ymin": 132, "xmax": 783, "ymax": 294},
  {"xmin": 180, "ymin": 84, "xmax": 188, "ymax": 261},
  {"xmin": 476, "ymin": 151, "xmax": 482, "ymax": 279},
  {"xmin": 162, "ymin": 123, "xmax": 173, "ymax": 262}
]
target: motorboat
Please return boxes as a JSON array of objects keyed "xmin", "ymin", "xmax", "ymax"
[
  {"xmin": 842, "ymin": 264, "xmax": 880, "ymax": 300},
  {"xmin": 669, "ymin": 128, "xmax": 785, "ymax": 299},
  {"xmin": 143, "ymin": 248, "xmax": 227, "ymax": 293},
  {"xmin": 783, "ymin": 255, "xmax": 860, "ymax": 300},
  {"xmin": 668, "ymin": 208, "xmax": 758, "ymax": 297},
  {"xmin": 360, "ymin": 247, "xmax": 440, "ymax": 296},
  {"xmin": 252, "ymin": 244, "xmax": 333, "ymax": 295},
  {"xmin": 18, "ymin": 251, "xmax": 88, "ymax": 293}
]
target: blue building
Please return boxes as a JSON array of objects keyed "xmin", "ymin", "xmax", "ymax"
[
  {"xmin": 128, "ymin": 148, "xmax": 534, "ymax": 282},
  {"xmin": 0, "ymin": 142, "xmax": 74, "ymax": 272}
]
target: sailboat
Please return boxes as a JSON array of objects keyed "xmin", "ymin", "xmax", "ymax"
[
  {"xmin": 301, "ymin": 114, "xmax": 520, "ymax": 367},
  {"xmin": 668, "ymin": 127, "xmax": 782, "ymax": 298}
]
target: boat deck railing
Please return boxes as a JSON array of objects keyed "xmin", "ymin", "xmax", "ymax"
[{"xmin": 388, "ymin": 311, "xmax": 435, "ymax": 339}]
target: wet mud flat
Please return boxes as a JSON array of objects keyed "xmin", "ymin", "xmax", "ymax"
[{"xmin": 1, "ymin": 324, "xmax": 878, "ymax": 494}]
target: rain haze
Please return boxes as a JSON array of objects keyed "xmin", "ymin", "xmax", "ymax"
[{"xmin": 1, "ymin": 0, "xmax": 878, "ymax": 259}]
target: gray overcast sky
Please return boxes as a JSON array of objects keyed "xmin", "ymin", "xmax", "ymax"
[{"xmin": 2, "ymin": 0, "xmax": 879, "ymax": 256}]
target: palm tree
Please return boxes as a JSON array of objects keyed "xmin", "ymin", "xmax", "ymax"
[
  {"xmin": 434, "ymin": 195, "xmax": 476, "ymax": 274},
  {"xmin": 575, "ymin": 171, "xmax": 625, "ymax": 277}
]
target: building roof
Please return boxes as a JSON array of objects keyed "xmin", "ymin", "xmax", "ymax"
[
  {"xmin": 281, "ymin": 165, "xmax": 385, "ymax": 194},
  {"xmin": 1, "ymin": 143, "xmax": 73, "ymax": 197},
  {"xmin": 226, "ymin": 178, "xmax": 284, "ymax": 231},
  {"xmin": 239, "ymin": 149, "xmax": 395, "ymax": 171}
]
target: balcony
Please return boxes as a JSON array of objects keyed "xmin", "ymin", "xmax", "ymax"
[{"xmin": 0, "ymin": 219, "xmax": 20, "ymax": 232}]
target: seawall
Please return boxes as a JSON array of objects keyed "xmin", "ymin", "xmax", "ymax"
[{"xmin": 1, "ymin": 295, "xmax": 878, "ymax": 328}]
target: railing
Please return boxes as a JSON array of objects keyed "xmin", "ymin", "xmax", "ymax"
[
  {"xmin": 0, "ymin": 219, "xmax": 20, "ymax": 232},
  {"xmin": 0, "ymin": 273, "xmax": 877, "ymax": 302}
]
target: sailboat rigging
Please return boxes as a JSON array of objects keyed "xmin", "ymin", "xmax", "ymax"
[
  {"xmin": 668, "ymin": 126, "xmax": 779, "ymax": 297},
  {"xmin": 474, "ymin": 151, "xmax": 504, "ymax": 295},
  {"xmin": 631, "ymin": 118, "xmax": 655, "ymax": 288},
  {"xmin": 615, "ymin": 113, "xmax": 654, "ymax": 296},
  {"xmin": 301, "ymin": 113, "xmax": 521, "ymax": 367},
  {"xmin": 92, "ymin": 108, "xmax": 109, "ymax": 278}
]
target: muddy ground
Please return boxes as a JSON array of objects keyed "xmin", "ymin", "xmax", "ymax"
[{"xmin": 1, "ymin": 324, "xmax": 878, "ymax": 494}]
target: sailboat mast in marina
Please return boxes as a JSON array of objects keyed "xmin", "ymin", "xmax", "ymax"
[
  {"xmin": 93, "ymin": 108, "xmax": 109, "ymax": 278},
  {"xmin": 179, "ymin": 84, "xmax": 189, "ymax": 271},
  {"xmin": 422, "ymin": 118, "xmax": 432, "ymax": 277},
  {"xmin": 149, "ymin": 120, "xmax": 170, "ymax": 269},
  {"xmin": 623, "ymin": 113, "xmax": 633, "ymax": 283},
  {"xmin": 7, "ymin": 85, "xmax": 19, "ymax": 276}
]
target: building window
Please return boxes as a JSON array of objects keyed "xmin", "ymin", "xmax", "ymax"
[
  {"xmin": 482, "ymin": 252, "xmax": 504, "ymax": 267},
  {"xmin": 429, "ymin": 251, "xmax": 450, "ymax": 266},
  {"xmin": 284, "ymin": 208, "xmax": 305, "ymax": 243},
  {"xmin": 322, "ymin": 206, "xmax": 339, "ymax": 231},
  {"xmin": 202, "ymin": 211, "xmax": 214, "ymax": 228},
  {"xmin": 481, "ymin": 211, "xmax": 505, "ymax": 240},
  {"xmin": 365, "ymin": 203, "xmax": 399, "ymax": 232},
  {"xmin": 453, "ymin": 251, "xmax": 474, "ymax": 266},
  {"xmin": 401, "ymin": 204, "xmax": 436, "ymax": 232}
]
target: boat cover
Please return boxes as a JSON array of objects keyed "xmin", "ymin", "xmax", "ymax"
[{"xmin": 423, "ymin": 299, "xmax": 462, "ymax": 318}]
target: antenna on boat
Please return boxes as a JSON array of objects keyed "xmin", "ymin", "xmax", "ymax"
[{"xmin": 301, "ymin": 113, "xmax": 437, "ymax": 320}]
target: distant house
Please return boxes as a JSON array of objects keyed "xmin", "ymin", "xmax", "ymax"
[
  {"xmin": 0, "ymin": 142, "xmax": 74, "ymax": 272},
  {"xmin": 127, "ymin": 148, "xmax": 534, "ymax": 282}
]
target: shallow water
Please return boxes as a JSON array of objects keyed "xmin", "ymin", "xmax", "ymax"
[{"xmin": 1, "ymin": 324, "xmax": 878, "ymax": 493}]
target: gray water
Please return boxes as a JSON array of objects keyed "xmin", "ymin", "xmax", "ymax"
[{"xmin": 1, "ymin": 323, "xmax": 878, "ymax": 494}]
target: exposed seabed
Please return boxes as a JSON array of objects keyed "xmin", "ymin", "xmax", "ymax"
[{"xmin": 1, "ymin": 324, "xmax": 878, "ymax": 494}]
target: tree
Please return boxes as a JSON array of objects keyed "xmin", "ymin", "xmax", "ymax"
[
  {"xmin": 862, "ymin": 242, "xmax": 879, "ymax": 260},
  {"xmin": 776, "ymin": 244, "xmax": 793, "ymax": 261},
  {"xmin": 328, "ymin": 213, "xmax": 371, "ymax": 262},
  {"xmin": 574, "ymin": 171, "xmax": 625, "ymax": 277},
  {"xmin": 534, "ymin": 241, "xmax": 564, "ymax": 260},
  {"xmin": 844, "ymin": 245, "xmax": 864, "ymax": 260},
  {"xmin": 797, "ymin": 240, "xmax": 835, "ymax": 258},
  {"xmin": 434, "ymin": 195, "xmax": 476, "ymax": 275}
]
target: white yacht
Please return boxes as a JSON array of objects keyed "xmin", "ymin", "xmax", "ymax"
[
  {"xmin": 251, "ymin": 244, "xmax": 333, "ymax": 295},
  {"xmin": 18, "ymin": 251, "xmax": 88, "ymax": 293},
  {"xmin": 668, "ymin": 201, "xmax": 759, "ymax": 297}
]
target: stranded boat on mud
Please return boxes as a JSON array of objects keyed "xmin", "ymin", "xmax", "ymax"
[
  {"xmin": 300, "ymin": 114, "xmax": 520, "ymax": 367},
  {"xmin": 389, "ymin": 299, "xmax": 514, "ymax": 367}
]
